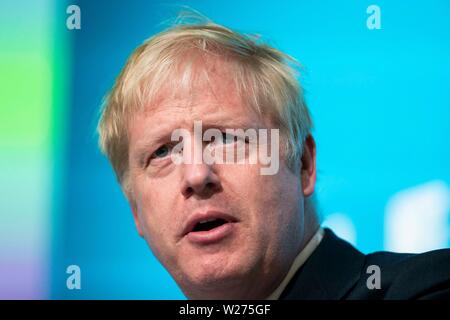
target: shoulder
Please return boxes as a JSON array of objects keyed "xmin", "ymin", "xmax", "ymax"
[
  {"xmin": 281, "ymin": 228, "xmax": 450, "ymax": 300},
  {"xmin": 351, "ymin": 248, "xmax": 450, "ymax": 299}
]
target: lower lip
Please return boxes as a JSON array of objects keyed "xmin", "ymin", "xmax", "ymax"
[{"xmin": 186, "ymin": 222, "xmax": 236, "ymax": 245}]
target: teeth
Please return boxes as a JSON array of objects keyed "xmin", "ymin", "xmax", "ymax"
[{"xmin": 199, "ymin": 218, "xmax": 217, "ymax": 224}]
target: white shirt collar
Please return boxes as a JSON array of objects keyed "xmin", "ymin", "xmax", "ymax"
[{"xmin": 266, "ymin": 227, "xmax": 324, "ymax": 300}]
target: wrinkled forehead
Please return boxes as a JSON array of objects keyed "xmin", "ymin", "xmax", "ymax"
[
  {"xmin": 142, "ymin": 52, "xmax": 249, "ymax": 115},
  {"xmin": 130, "ymin": 89, "xmax": 268, "ymax": 144}
]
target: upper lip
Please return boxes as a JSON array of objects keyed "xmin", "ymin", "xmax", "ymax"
[{"xmin": 181, "ymin": 211, "xmax": 238, "ymax": 236}]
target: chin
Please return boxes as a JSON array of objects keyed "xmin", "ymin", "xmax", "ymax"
[{"xmin": 185, "ymin": 256, "xmax": 250, "ymax": 287}]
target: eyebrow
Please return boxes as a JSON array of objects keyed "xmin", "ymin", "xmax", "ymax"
[{"xmin": 206, "ymin": 113, "xmax": 267, "ymax": 128}]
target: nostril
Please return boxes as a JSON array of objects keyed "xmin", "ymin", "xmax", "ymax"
[
  {"xmin": 184, "ymin": 182, "xmax": 216, "ymax": 197},
  {"xmin": 183, "ymin": 186, "xmax": 194, "ymax": 197},
  {"xmin": 206, "ymin": 182, "xmax": 216, "ymax": 190},
  {"xmin": 182, "ymin": 174, "xmax": 221, "ymax": 198}
]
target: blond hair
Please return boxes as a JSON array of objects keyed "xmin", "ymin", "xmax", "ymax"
[{"xmin": 98, "ymin": 18, "xmax": 313, "ymax": 194}]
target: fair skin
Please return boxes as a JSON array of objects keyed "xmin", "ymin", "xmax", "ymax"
[{"xmin": 126, "ymin": 56, "xmax": 318, "ymax": 299}]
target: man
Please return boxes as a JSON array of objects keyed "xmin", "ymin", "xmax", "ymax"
[{"xmin": 98, "ymin": 19, "xmax": 450, "ymax": 299}]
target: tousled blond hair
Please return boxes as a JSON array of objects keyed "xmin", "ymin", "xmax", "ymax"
[{"xmin": 98, "ymin": 18, "xmax": 313, "ymax": 195}]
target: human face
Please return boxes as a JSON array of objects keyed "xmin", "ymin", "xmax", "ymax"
[{"xmin": 127, "ymin": 60, "xmax": 314, "ymax": 299}]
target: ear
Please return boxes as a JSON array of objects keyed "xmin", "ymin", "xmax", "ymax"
[
  {"xmin": 300, "ymin": 135, "xmax": 317, "ymax": 197},
  {"xmin": 128, "ymin": 195, "xmax": 145, "ymax": 238}
]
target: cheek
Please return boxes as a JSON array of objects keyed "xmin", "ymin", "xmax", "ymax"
[
  {"xmin": 246, "ymin": 167, "xmax": 303, "ymax": 236},
  {"xmin": 135, "ymin": 180, "xmax": 177, "ymax": 247}
]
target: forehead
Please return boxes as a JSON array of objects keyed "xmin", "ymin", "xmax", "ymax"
[
  {"xmin": 129, "ymin": 92, "xmax": 264, "ymax": 145},
  {"xmin": 149, "ymin": 53, "xmax": 244, "ymax": 114},
  {"xmin": 127, "ymin": 58, "xmax": 268, "ymax": 152}
]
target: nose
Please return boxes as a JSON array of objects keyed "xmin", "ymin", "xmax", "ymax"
[{"xmin": 181, "ymin": 162, "xmax": 221, "ymax": 198}]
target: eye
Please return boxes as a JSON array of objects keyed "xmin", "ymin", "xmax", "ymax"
[
  {"xmin": 151, "ymin": 145, "xmax": 171, "ymax": 159},
  {"xmin": 220, "ymin": 132, "xmax": 236, "ymax": 144}
]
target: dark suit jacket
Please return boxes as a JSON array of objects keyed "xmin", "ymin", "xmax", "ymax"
[{"xmin": 280, "ymin": 228, "xmax": 450, "ymax": 299}]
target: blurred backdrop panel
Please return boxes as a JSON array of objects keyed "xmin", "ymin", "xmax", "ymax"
[
  {"xmin": 0, "ymin": 0, "xmax": 66, "ymax": 299},
  {"xmin": 0, "ymin": 0, "xmax": 449, "ymax": 299}
]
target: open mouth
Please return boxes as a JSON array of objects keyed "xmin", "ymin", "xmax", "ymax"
[
  {"xmin": 182, "ymin": 212, "xmax": 238, "ymax": 244},
  {"xmin": 191, "ymin": 218, "xmax": 228, "ymax": 233},
  {"xmin": 185, "ymin": 214, "xmax": 236, "ymax": 244}
]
